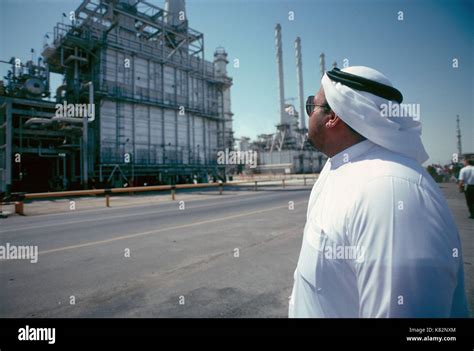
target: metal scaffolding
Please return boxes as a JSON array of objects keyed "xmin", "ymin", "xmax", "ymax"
[{"xmin": 38, "ymin": 0, "xmax": 234, "ymax": 188}]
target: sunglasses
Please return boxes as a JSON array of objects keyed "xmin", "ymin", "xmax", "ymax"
[{"xmin": 306, "ymin": 95, "xmax": 331, "ymax": 116}]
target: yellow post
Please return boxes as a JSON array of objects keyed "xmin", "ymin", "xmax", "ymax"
[
  {"xmin": 15, "ymin": 201, "xmax": 24, "ymax": 216},
  {"xmin": 106, "ymin": 194, "xmax": 110, "ymax": 207},
  {"xmin": 219, "ymin": 182, "xmax": 223, "ymax": 195},
  {"xmin": 171, "ymin": 189, "xmax": 176, "ymax": 200}
]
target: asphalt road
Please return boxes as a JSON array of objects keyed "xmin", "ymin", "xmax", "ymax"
[
  {"xmin": 0, "ymin": 187, "xmax": 309, "ymax": 318},
  {"xmin": 1, "ymin": 182, "xmax": 472, "ymax": 318}
]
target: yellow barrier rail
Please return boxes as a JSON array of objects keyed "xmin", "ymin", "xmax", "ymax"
[{"xmin": 2, "ymin": 175, "xmax": 318, "ymax": 216}]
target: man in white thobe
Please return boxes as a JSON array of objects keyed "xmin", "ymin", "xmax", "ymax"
[
  {"xmin": 458, "ymin": 158, "xmax": 474, "ymax": 219},
  {"xmin": 289, "ymin": 66, "xmax": 469, "ymax": 318}
]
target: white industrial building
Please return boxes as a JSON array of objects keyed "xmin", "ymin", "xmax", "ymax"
[{"xmin": 0, "ymin": 0, "xmax": 234, "ymax": 194}]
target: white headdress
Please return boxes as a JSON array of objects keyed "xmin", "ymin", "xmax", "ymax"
[{"xmin": 321, "ymin": 66, "xmax": 428, "ymax": 164}]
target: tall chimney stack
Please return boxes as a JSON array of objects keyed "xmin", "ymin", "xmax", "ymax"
[
  {"xmin": 275, "ymin": 24, "xmax": 285, "ymax": 125},
  {"xmin": 164, "ymin": 0, "xmax": 187, "ymax": 27},
  {"xmin": 295, "ymin": 37, "xmax": 306, "ymax": 130},
  {"xmin": 319, "ymin": 52, "xmax": 326, "ymax": 78}
]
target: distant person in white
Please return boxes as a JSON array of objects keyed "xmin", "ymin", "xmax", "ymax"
[
  {"xmin": 458, "ymin": 158, "xmax": 474, "ymax": 219},
  {"xmin": 289, "ymin": 66, "xmax": 469, "ymax": 318}
]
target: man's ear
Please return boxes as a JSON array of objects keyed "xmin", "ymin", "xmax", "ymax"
[{"xmin": 325, "ymin": 112, "xmax": 341, "ymax": 128}]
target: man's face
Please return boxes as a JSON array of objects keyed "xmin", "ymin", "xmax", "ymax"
[{"xmin": 307, "ymin": 88, "xmax": 331, "ymax": 152}]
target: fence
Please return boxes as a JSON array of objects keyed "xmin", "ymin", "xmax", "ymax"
[{"xmin": 1, "ymin": 175, "xmax": 318, "ymax": 216}]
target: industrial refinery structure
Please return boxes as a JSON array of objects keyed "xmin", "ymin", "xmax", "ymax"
[
  {"xmin": 1, "ymin": 1, "xmax": 331, "ymax": 195},
  {"xmin": 241, "ymin": 24, "xmax": 327, "ymax": 175},
  {"xmin": 0, "ymin": 0, "xmax": 233, "ymax": 194}
]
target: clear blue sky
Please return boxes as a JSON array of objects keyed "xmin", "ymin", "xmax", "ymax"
[{"xmin": 1, "ymin": 0, "xmax": 472, "ymax": 165}]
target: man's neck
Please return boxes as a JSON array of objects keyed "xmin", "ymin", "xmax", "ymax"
[{"xmin": 326, "ymin": 137, "xmax": 366, "ymax": 158}]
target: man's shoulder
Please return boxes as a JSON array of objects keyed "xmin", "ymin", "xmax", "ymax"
[
  {"xmin": 459, "ymin": 166, "xmax": 474, "ymax": 177},
  {"xmin": 345, "ymin": 147, "xmax": 427, "ymax": 186}
]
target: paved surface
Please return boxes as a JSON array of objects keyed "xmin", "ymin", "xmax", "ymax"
[
  {"xmin": 0, "ymin": 182, "xmax": 472, "ymax": 317},
  {"xmin": 0, "ymin": 185, "xmax": 309, "ymax": 318},
  {"xmin": 439, "ymin": 183, "xmax": 474, "ymax": 316}
]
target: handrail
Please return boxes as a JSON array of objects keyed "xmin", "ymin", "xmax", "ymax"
[
  {"xmin": 21, "ymin": 176, "xmax": 317, "ymax": 200},
  {"xmin": 2, "ymin": 175, "xmax": 318, "ymax": 216},
  {"xmin": 25, "ymin": 188, "xmax": 106, "ymax": 199}
]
